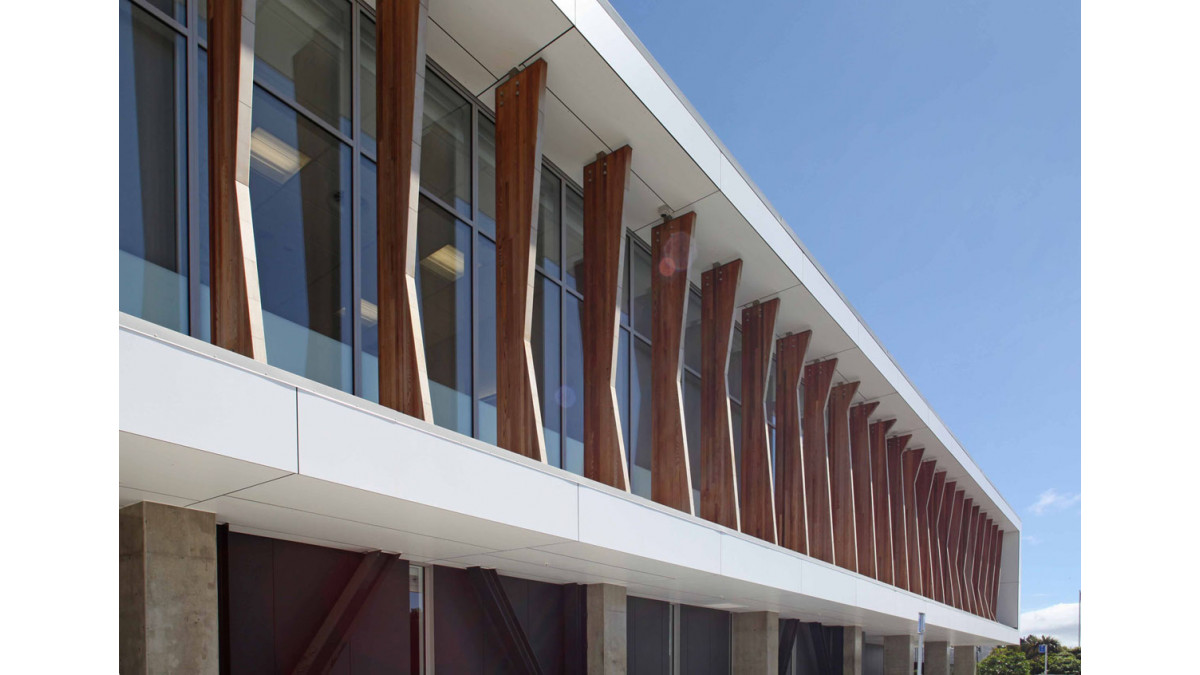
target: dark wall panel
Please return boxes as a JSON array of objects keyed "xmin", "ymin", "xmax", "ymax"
[
  {"xmin": 224, "ymin": 532, "xmax": 411, "ymax": 674},
  {"xmin": 627, "ymin": 596, "xmax": 672, "ymax": 675},
  {"xmin": 679, "ymin": 605, "xmax": 731, "ymax": 675}
]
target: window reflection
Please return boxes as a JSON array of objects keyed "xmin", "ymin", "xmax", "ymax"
[
  {"xmin": 563, "ymin": 188, "xmax": 584, "ymax": 292},
  {"xmin": 685, "ymin": 371, "xmax": 701, "ymax": 508},
  {"xmin": 416, "ymin": 198, "xmax": 473, "ymax": 435},
  {"xmin": 537, "ymin": 169, "xmax": 562, "ymax": 277},
  {"xmin": 359, "ymin": 14, "xmax": 377, "ymax": 155},
  {"xmin": 254, "ymin": 0, "xmax": 352, "ymax": 134},
  {"xmin": 563, "ymin": 294, "xmax": 585, "ymax": 475},
  {"xmin": 632, "ymin": 243, "xmax": 652, "ymax": 336},
  {"xmin": 533, "ymin": 276, "xmax": 562, "ymax": 467},
  {"xmin": 618, "ymin": 329, "xmax": 631, "ymax": 452},
  {"xmin": 477, "ymin": 114, "xmax": 496, "ymax": 238},
  {"xmin": 630, "ymin": 337, "xmax": 653, "ymax": 499},
  {"xmin": 361, "ymin": 157, "xmax": 380, "ymax": 402},
  {"xmin": 476, "ymin": 236, "xmax": 497, "ymax": 444},
  {"xmin": 684, "ymin": 289, "xmax": 701, "ymax": 373},
  {"xmin": 119, "ymin": 2, "xmax": 189, "ymax": 333},
  {"xmin": 250, "ymin": 88, "xmax": 353, "ymax": 392},
  {"xmin": 421, "ymin": 73, "xmax": 471, "ymax": 218},
  {"xmin": 729, "ymin": 327, "xmax": 743, "ymax": 401}
]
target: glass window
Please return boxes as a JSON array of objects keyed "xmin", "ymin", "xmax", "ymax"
[
  {"xmin": 618, "ymin": 328, "xmax": 631, "ymax": 451},
  {"xmin": 361, "ymin": 157, "xmax": 379, "ymax": 402},
  {"xmin": 562, "ymin": 294, "xmax": 585, "ymax": 476},
  {"xmin": 620, "ymin": 241, "xmax": 631, "ymax": 327},
  {"xmin": 630, "ymin": 337, "xmax": 653, "ymax": 499},
  {"xmin": 685, "ymin": 371, "xmax": 701, "ymax": 508},
  {"xmin": 563, "ymin": 188, "xmax": 584, "ymax": 292},
  {"xmin": 254, "ymin": 0, "xmax": 352, "ymax": 134},
  {"xmin": 631, "ymin": 242, "xmax": 652, "ymax": 337},
  {"xmin": 476, "ymin": 235, "xmax": 497, "ymax": 445},
  {"xmin": 728, "ymin": 327, "xmax": 743, "ymax": 402},
  {"xmin": 765, "ymin": 355, "xmax": 777, "ymax": 426},
  {"xmin": 359, "ymin": 13, "xmax": 377, "ymax": 155},
  {"xmin": 476, "ymin": 114, "xmax": 496, "ymax": 238},
  {"xmin": 537, "ymin": 168, "xmax": 562, "ymax": 277},
  {"xmin": 250, "ymin": 87, "xmax": 353, "ymax": 392},
  {"xmin": 421, "ymin": 73, "xmax": 471, "ymax": 218},
  {"xmin": 119, "ymin": 2, "xmax": 189, "ymax": 334},
  {"xmin": 533, "ymin": 275, "xmax": 562, "ymax": 467},
  {"xmin": 198, "ymin": 46, "xmax": 211, "ymax": 342},
  {"xmin": 147, "ymin": 0, "xmax": 186, "ymax": 23},
  {"xmin": 684, "ymin": 288, "xmax": 701, "ymax": 374},
  {"xmin": 416, "ymin": 197, "xmax": 473, "ymax": 435},
  {"xmin": 732, "ymin": 402, "xmax": 743, "ymax": 493}
]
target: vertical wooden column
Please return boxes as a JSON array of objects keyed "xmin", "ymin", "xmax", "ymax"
[
  {"xmin": 208, "ymin": 0, "xmax": 266, "ymax": 360},
  {"xmin": 961, "ymin": 501, "xmax": 979, "ymax": 614},
  {"xmin": 973, "ymin": 509, "xmax": 988, "ymax": 616},
  {"xmin": 901, "ymin": 448, "xmax": 925, "ymax": 596},
  {"xmin": 914, "ymin": 459, "xmax": 935, "ymax": 598},
  {"xmin": 849, "ymin": 403, "xmax": 880, "ymax": 580},
  {"xmin": 886, "ymin": 434, "xmax": 912, "ymax": 590},
  {"xmin": 699, "ymin": 260, "xmax": 743, "ymax": 528},
  {"xmin": 802, "ymin": 359, "xmax": 838, "ymax": 564},
  {"xmin": 928, "ymin": 470, "xmax": 947, "ymax": 603},
  {"xmin": 870, "ymin": 419, "xmax": 896, "ymax": 585},
  {"xmin": 650, "ymin": 213, "xmax": 697, "ymax": 514},
  {"xmin": 495, "ymin": 60, "xmax": 549, "ymax": 462},
  {"xmin": 946, "ymin": 490, "xmax": 966, "ymax": 610},
  {"xmin": 582, "ymin": 146, "xmax": 633, "ymax": 491},
  {"xmin": 827, "ymin": 382, "xmax": 859, "ymax": 572},
  {"xmin": 989, "ymin": 527, "xmax": 1004, "ymax": 619},
  {"xmin": 773, "ymin": 331, "xmax": 810, "ymax": 552},
  {"xmin": 739, "ymin": 299, "xmax": 780, "ymax": 542},
  {"xmin": 377, "ymin": 0, "xmax": 433, "ymax": 419},
  {"xmin": 937, "ymin": 480, "xmax": 957, "ymax": 607},
  {"xmin": 977, "ymin": 516, "xmax": 994, "ymax": 617}
]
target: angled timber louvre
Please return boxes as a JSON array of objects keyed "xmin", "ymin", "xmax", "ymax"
[
  {"xmin": 700, "ymin": 260, "xmax": 743, "ymax": 529},
  {"xmin": 989, "ymin": 527, "xmax": 1004, "ymax": 619},
  {"xmin": 377, "ymin": 0, "xmax": 433, "ymax": 420},
  {"xmin": 928, "ymin": 469, "xmax": 947, "ymax": 603},
  {"xmin": 849, "ymin": 402, "xmax": 880, "ymax": 580},
  {"xmin": 978, "ymin": 518, "xmax": 994, "ymax": 617},
  {"xmin": 961, "ymin": 500, "xmax": 979, "ymax": 614},
  {"xmin": 869, "ymin": 419, "xmax": 897, "ymax": 584},
  {"xmin": 937, "ymin": 480, "xmax": 958, "ymax": 608},
  {"xmin": 948, "ymin": 490, "xmax": 966, "ymax": 610},
  {"xmin": 495, "ymin": 60, "xmax": 549, "ymax": 462},
  {"xmin": 740, "ymin": 298, "xmax": 781, "ymax": 543},
  {"xmin": 650, "ymin": 213, "xmax": 697, "ymax": 514},
  {"xmin": 802, "ymin": 358, "xmax": 839, "ymax": 564},
  {"xmin": 901, "ymin": 448, "xmax": 925, "ymax": 596},
  {"xmin": 972, "ymin": 508, "xmax": 987, "ymax": 616},
  {"xmin": 913, "ymin": 458, "xmax": 935, "ymax": 598},
  {"xmin": 827, "ymin": 381, "xmax": 860, "ymax": 572},
  {"xmin": 582, "ymin": 146, "xmax": 634, "ymax": 491},
  {"xmin": 774, "ymin": 330, "xmax": 811, "ymax": 552},
  {"xmin": 208, "ymin": 0, "xmax": 266, "ymax": 361},
  {"xmin": 887, "ymin": 433, "xmax": 913, "ymax": 591}
]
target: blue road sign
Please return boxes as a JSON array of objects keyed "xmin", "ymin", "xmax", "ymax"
[{"xmin": 1038, "ymin": 644, "xmax": 1047, "ymax": 654}]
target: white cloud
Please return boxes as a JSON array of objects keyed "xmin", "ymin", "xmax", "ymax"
[
  {"xmin": 1020, "ymin": 602, "xmax": 1080, "ymax": 648},
  {"xmin": 1022, "ymin": 534, "xmax": 1041, "ymax": 545},
  {"xmin": 1029, "ymin": 488, "xmax": 1081, "ymax": 515}
]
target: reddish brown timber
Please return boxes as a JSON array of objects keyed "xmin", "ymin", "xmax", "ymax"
[
  {"xmin": 496, "ymin": 60, "xmax": 550, "ymax": 462},
  {"xmin": 582, "ymin": 146, "xmax": 634, "ymax": 491},
  {"xmin": 291, "ymin": 552, "xmax": 396, "ymax": 674},
  {"xmin": 377, "ymin": 0, "xmax": 433, "ymax": 420},
  {"xmin": 739, "ymin": 298, "xmax": 781, "ymax": 542},
  {"xmin": 946, "ymin": 490, "xmax": 966, "ymax": 610},
  {"xmin": 972, "ymin": 509, "xmax": 987, "ymax": 616},
  {"xmin": 937, "ymin": 479, "xmax": 957, "ymax": 607},
  {"xmin": 901, "ymin": 448, "xmax": 926, "ymax": 596},
  {"xmin": 699, "ymin": 260, "xmax": 743, "ymax": 528},
  {"xmin": 961, "ymin": 501, "xmax": 980, "ymax": 614},
  {"xmin": 650, "ymin": 213, "xmax": 697, "ymax": 514},
  {"xmin": 989, "ymin": 526, "xmax": 1004, "ymax": 620},
  {"xmin": 979, "ymin": 518, "xmax": 995, "ymax": 618},
  {"xmin": 850, "ymin": 402, "xmax": 881, "ymax": 579},
  {"xmin": 887, "ymin": 433, "xmax": 912, "ymax": 591},
  {"xmin": 928, "ymin": 470, "xmax": 947, "ymax": 603},
  {"xmin": 802, "ymin": 358, "xmax": 839, "ymax": 564},
  {"xmin": 774, "ymin": 331, "xmax": 811, "ymax": 552},
  {"xmin": 828, "ymin": 382, "xmax": 860, "ymax": 572},
  {"xmin": 914, "ymin": 459, "xmax": 935, "ymax": 598},
  {"xmin": 870, "ymin": 419, "xmax": 897, "ymax": 584}
]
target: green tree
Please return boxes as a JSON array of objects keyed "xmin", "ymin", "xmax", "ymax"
[
  {"xmin": 978, "ymin": 646, "xmax": 1032, "ymax": 675},
  {"xmin": 1019, "ymin": 634, "xmax": 1063, "ymax": 662},
  {"xmin": 1046, "ymin": 651, "xmax": 1081, "ymax": 674}
]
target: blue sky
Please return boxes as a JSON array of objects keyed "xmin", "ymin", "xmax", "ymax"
[{"xmin": 607, "ymin": 0, "xmax": 1080, "ymax": 639}]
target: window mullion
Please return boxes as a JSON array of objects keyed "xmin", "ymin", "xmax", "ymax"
[
  {"xmin": 186, "ymin": 0, "xmax": 201, "ymax": 337},
  {"xmin": 351, "ymin": 7, "xmax": 363, "ymax": 396}
]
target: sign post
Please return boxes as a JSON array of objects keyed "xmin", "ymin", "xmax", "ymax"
[
  {"xmin": 916, "ymin": 613, "xmax": 926, "ymax": 675},
  {"xmin": 1039, "ymin": 643, "xmax": 1048, "ymax": 674}
]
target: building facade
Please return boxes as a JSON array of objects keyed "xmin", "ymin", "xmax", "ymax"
[{"xmin": 118, "ymin": 0, "xmax": 1021, "ymax": 672}]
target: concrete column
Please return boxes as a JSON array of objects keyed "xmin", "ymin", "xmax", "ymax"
[
  {"xmin": 925, "ymin": 641, "xmax": 951, "ymax": 675},
  {"xmin": 732, "ymin": 611, "xmax": 778, "ymax": 675},
  {"xmin": 883, "ymin": 635, "xmax": 914, "ymax": 675},
  {"xmin": 120, "ymin": 502, "xmax": 218, "ymax": 675},
  {"xmin": 952, "ymin": 645, "xmax": 977, "ymax": 675},
  {"xmin": 842, "ymin": 626, "xmax": 864, "ymax": 675},
  {"xmin": 586, "ymin": 583, "xmax": 627, "ymax": 674}
]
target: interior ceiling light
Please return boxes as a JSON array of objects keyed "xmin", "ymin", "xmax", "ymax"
[
  {"xmin": 250, "ymin": 127, "xmax": 310, "ymax": 184},
  {"xmin": 360, "ymin": 299, "xmax": 379, "ymax": 327},
  {"xmin": 420, "ymin": 244, "xmax": 465, "ymax": 280}
]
